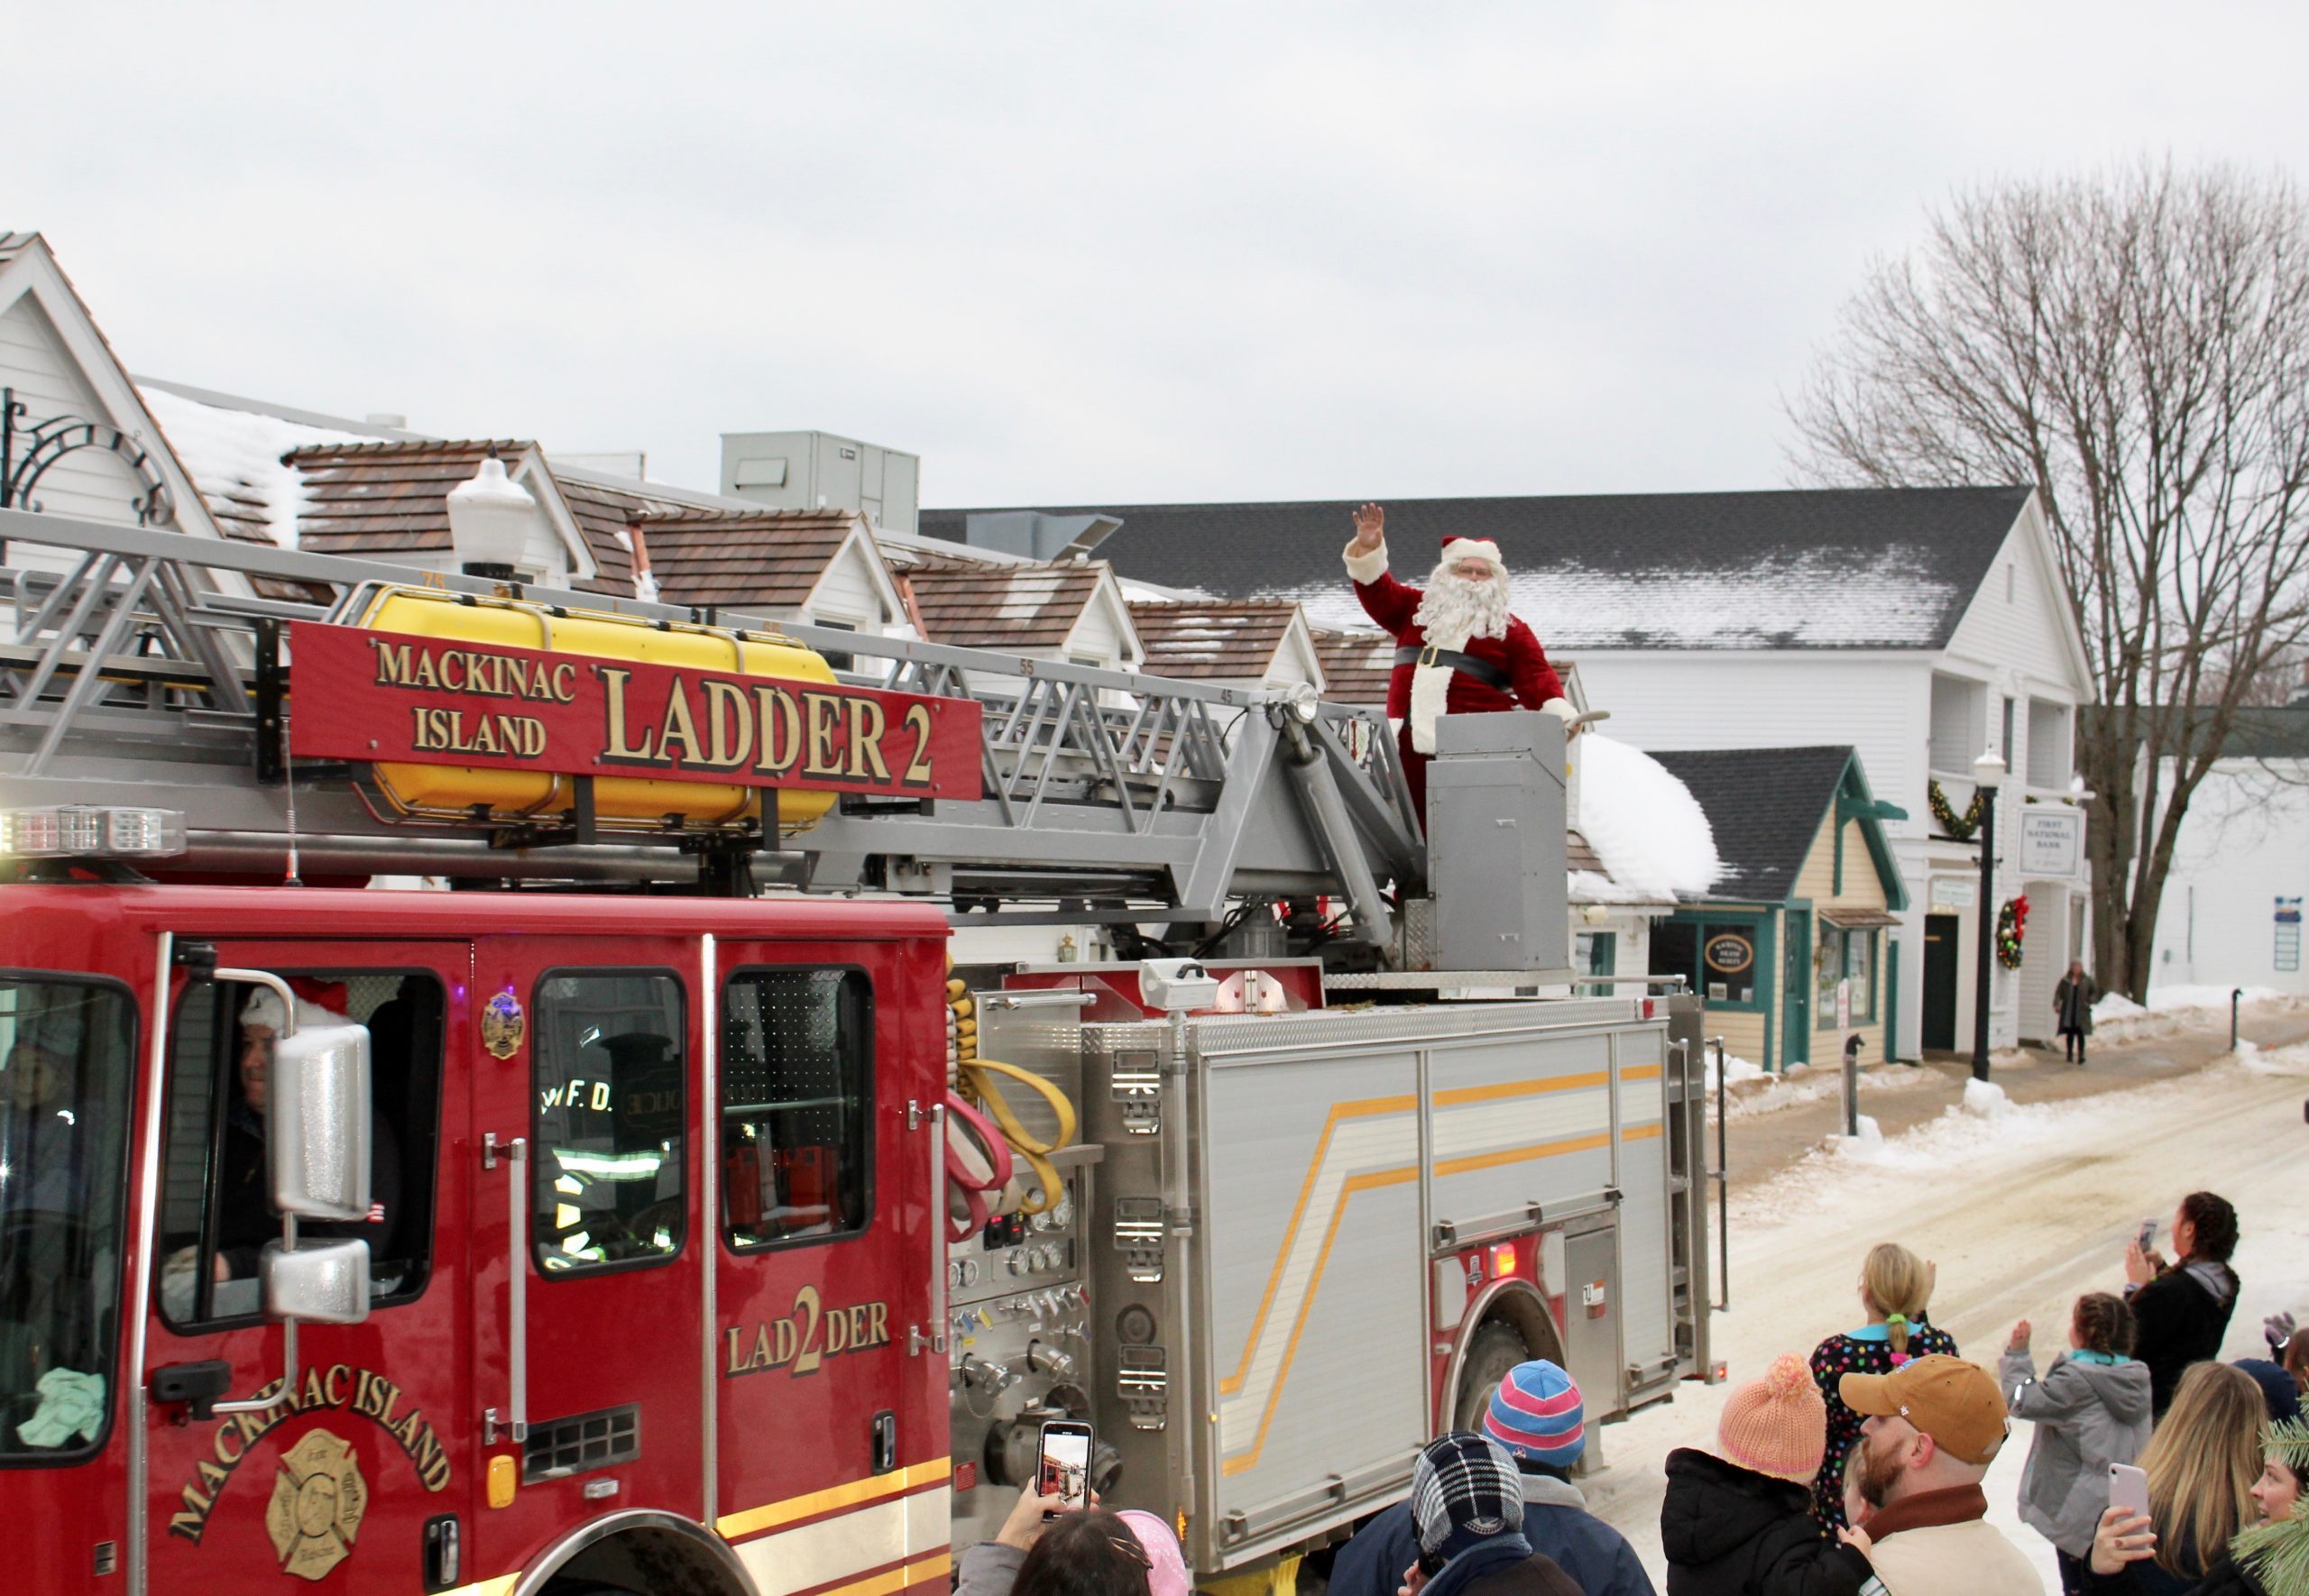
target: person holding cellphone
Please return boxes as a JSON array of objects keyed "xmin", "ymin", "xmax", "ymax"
[
  {"xmin": 2090, "ymin": 1413, "xmax": 2306, "ymax": 1593},
  {"xmin": 2125, "ymin": 1194, "xmax": 2243, "ymax": 1419},
  {"xmin": 2084, "ymin": 1363, "xmax": 2266, "ymax": 1593}
]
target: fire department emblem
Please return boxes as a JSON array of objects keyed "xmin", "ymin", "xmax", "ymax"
[
  {"xmin": 482, "ymin": 989, "xmax": 526, "ymax": 1059},
  {"xmin": 265, "ymin": 1428, "xmax": 367, "ymax": 1581}
]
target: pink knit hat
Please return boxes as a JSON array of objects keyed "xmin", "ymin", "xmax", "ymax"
[
  {"xmin": 1717, "ymin": 1353, "xmax": 1828, "ymax": 1483},
  {"xmin": 1115, "ymin": 1509, "xmax": 1188, "ymax": 1596}
]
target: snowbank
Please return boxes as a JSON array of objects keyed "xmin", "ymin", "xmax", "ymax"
[
  {"xmin": 1573, "ymin": 733, "xmax": 1721, "ymax": 899},
  {"xmin": 2092, "ymin": 983, "xmax": 2303, "ymax": 1042}
]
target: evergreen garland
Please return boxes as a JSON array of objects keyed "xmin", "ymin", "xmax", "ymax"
[
  {"xmin": 1995, "ymin": 895, "xmax": 2028, "ymax": 970},
  {"xmin": 1927, "ymin": 778, "xmax": 1991, "ymax": 839}
]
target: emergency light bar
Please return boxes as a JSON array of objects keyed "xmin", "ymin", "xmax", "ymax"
[{"xmin": 1, "ymin": 805, "xmax": 187, "ymax": 859}]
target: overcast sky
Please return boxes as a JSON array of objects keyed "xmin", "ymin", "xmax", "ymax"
[{"xmin": 22, "ymin": 5, "xmax": 2309, "ymax": 509}]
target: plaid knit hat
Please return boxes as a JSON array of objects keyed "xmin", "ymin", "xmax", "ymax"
[
  {"xmin": 1410, "ymin": 1432, "xmax": 1525, "ymax": 1573},
  {"xmin": 1483, "ymin": 1360, "xmax": 1586, "ymax": 1470},
  {"xmin": 1718, "ymin": 1353, "xmax": 1828, "ymax": 1483}
]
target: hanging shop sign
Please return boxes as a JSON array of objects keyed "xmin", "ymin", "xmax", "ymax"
[
  {"xmin": 1703, "ymin": 931, "xmax": 1753, "ymax": 975},
  {"xmin": 2019, "ymin": 809, "xmax": 2084, "ymax": 879}
]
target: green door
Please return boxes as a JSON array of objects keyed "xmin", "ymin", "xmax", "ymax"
[{"xmin": 1782, "ymin": 909, "xmax": 1810, "ymax": 1067}]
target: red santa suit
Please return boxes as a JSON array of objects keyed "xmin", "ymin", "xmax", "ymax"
[{"xmin": 1345, "ymin": 532, "xmax": 1573, "ymax": 818}]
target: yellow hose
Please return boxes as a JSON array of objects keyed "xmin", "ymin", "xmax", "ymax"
[{"xmin": 945, "ymin": 980, "xmax": 1078, "ymax": 1215}]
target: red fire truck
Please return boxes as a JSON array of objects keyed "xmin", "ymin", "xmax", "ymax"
[{"xmin": 0, "ymin": 507, "xmax": 1711, "ymax": 1595}]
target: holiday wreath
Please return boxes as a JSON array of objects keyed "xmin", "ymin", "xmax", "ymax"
[
  {"xmin": 1928, "ymin": 778, "xmax": 1990, "ymax": 840},
  {"xmin": 1996, "ymin": 894, "xmax": 2028, "ymax": 970}
]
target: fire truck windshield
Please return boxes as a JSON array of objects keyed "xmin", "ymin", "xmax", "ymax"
[{"xmin": 0, "ymin": 977, "xmax": 133, "ymax": 1462}]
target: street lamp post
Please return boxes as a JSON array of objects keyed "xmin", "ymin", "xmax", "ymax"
[
  {"xmin": 445, "ymin": 449, "xmax": 534, "ymax": 582},
  {"xmin": 1971, "ymin": 748, "xmax": 2006, "ymax": 1083}
]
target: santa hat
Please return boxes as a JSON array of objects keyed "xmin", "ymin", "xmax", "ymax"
[
  {"xmin": 1437, "ymin": 535, "xmax": 1504, "ymax": 573},
  {"xmin": 240, "ymin": 978, "xmax": 352, "ymax": 1034}
]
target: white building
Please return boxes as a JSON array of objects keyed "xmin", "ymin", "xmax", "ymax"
[{"xmin": 2145, "ymin": 703, "xmax": 2309, "ymax": 996}]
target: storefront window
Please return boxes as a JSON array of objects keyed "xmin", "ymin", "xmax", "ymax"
[
  {"xmin": 1815, "ymin": 928, "xmax": 1879, "ymax": 1029},
  {"xmin": 1700, "ymin": 923, "xmax": 1759, "ymax": 1007}
]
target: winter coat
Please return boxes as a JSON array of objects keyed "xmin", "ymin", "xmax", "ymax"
[
  {"xmin": 2055, "ymin": 975, "xmax": 2098, "ymax": 1034},
  {"xmin": 2130, "ymin": 1261, "xmax": 2241, "ymax": 1417},
  {"xmin": 1332, "ymin": 1475, "xmax": 1657, "ymax": 1596},
  {"xmin": 1858, "ymin": 1483, "xmax": 2041, "ymax": 1596},
  {"xmin": 1998, "ymin": 1347, "xmax": 2154, "ymax": 1556},
  {"xmin": 1344, "ymin": 543, "xmax": 1568, "ymax": 754},
  {"xmin": 1659, "ymin": 1447, "xmax": 1874, "ymax": 1596},
  {"xmin": 1808, "ymin": 1320, "xmax": 1960, "ymax": 1529},
  {"xmin": 955, "ymin": 1541, "xmax": 1026, "ymax": 1596},
  {"xmin": 1424, "ymin": 1536, "xmax": 1587, "ymax": 1596}
]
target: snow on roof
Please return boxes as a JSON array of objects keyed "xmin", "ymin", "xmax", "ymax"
[
  {"xmin": 1573, "ymin": 733, "xmax": 1721, "ymax": 900},
  {"xmin": 140, "ymin": 384, "xmax": 370, "ymax": 548},
  {"xmin": 1286, "ymin": 551, "xmax": 1959, "ymax": 650}
]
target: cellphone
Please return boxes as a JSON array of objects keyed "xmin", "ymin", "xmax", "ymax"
[
  {"xmin": 2109, "ymin": 1463, "xmax": 2151, "ymax": 1520},
  {"xmin": 1037, "ymin": 1419, "xmax": 1093, "ymax": 1518},
  {"xmin": 2137, "ymin": 1218, "xmax": 2157, "ymax": 1252}
]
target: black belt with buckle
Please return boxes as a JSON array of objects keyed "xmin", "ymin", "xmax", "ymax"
[{"xmin": 1394, "ymin": 644, "xmax": 1510, "ymax": 693}]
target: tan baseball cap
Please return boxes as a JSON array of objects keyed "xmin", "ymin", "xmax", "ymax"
[{"xmin": 1838, "ymin": 1353, "xmax": 2010, "ymax": 1464}]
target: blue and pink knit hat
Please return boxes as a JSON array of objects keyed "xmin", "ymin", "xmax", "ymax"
[{"xmin": 1481, "ymin": 1359, "xmax": 1586, "ymax": 1471}]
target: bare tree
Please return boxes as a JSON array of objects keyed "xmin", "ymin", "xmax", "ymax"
[{"xmin": 1788, "ymin": 162, "xmax": 2309, "ymax": 1001}]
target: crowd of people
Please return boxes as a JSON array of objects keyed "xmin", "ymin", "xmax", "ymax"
[{"xmin": 959, "ymin": 1189, "xmax": 2305, "ymax": 1596}]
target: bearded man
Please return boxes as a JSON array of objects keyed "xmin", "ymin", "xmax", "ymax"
[{"xmin": 1343, "ymin": 502, "xmax": 1577, "ymax": 817}]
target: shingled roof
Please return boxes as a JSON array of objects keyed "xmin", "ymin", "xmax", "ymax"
[
  {"xmin": 923, "ymin": 487, "xmax": 2034, "ymax": 652},
  {"xmin": 899, "ymin": 556, "xmax": 1109, "ymax": 650},
  {"xmin": 1647, "ymin": 747, "xmax": 1861, "ymax": 903},
  {"xmin": 637, "ymin": 508, "xmax": 861, "ymax": 610},
  {"xmin": 283, "ymin": 438, "xmax": 538, "ymax": 558},
  {"xmin": 1311, "ymin": 629, "xmax": 1394, "ymax": 706},
  {"xmin": 1128, "ymin": 601, "xmax": 1308, "ymax": 682}
]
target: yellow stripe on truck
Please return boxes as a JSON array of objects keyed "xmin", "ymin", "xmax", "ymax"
[{"xmin": 716, "ymin": 1456, "xmax": 952, "ymax": 1541}]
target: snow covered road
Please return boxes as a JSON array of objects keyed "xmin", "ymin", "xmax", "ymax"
[{"xmin": 1581, "ymin": 1044, "xmax": 2309, "ymax": 1591}]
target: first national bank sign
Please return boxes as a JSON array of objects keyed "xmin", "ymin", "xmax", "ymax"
[{"xmin": 288, "ymin": 622, "xmax": 982, "ymax": 799}]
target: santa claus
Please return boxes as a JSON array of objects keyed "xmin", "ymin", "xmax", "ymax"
[{"xmin": 1343, "ymin": 501, "xmax": 1576, "ymax": 817}]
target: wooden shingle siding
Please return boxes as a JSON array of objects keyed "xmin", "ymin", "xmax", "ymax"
[
  {"xmin": 287, "ymin": 440, "xmax": 529, "ymax": 557},
  {"xmin": 1129, "ymin": 601, "xmax": 1297, "ymax": 680},
  {"xmin": 640, "ymin": 509, "xmax": 856, "ymax": 609},
  {"xmin": 903, "ymin": 558, "xmax": 1103, "ymax": 650},
  {"xmin": 1311, "ymin": 629, "xmax": 1393, "ymax": 706}
]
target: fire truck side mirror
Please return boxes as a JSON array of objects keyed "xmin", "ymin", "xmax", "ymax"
[
  {"xmin": 269, "ymin": 1023, "xmax": 374, "ymax": 1222},
  {"xmin": 262, "ymin": 1236, "xmax": 373, "ymax": 1325}
]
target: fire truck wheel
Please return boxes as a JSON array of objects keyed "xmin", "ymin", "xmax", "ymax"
[{"xmin": 1451, "ymin": 1321, "xmax": 1530, "ymax": 1433}]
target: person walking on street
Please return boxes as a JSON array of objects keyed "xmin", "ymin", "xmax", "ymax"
[
  {"xmin": 2126, "ymin": 1192, "xmax": 2242, "ymax": 1418},
  {"xmin": 1331, "ymin": 1362, "xmax": 1653, "ymax": 1596},
  {"xmin": 1809, "ymin": 1243, "xmax": 1958, "ymax": 1531},
  {"xmin": 2001, "ymin": 1293, "xmax": 2155, "ymax": 1593},
  {"xmin": 1836, "ymin": 1354, "xmax": 2041, "ymax": 1595},
  {"xmin": 1660, "ymin": 1353, "xmax": 1881, "ymax": 1596},
  {"xmin": 2054, "ymin": 961, "xmax": 2097, "ymax": 1064}
]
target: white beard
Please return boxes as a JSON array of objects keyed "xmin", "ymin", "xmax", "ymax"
[
  {"xmin": 1407, "ymin": 564, "xmax": 1510, "ymax": 754},
  {"xmin": 1412, "ymin": 565, "xmax": 1510, "ymax": 647}
]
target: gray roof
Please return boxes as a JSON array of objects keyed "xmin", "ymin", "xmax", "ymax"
[
  {"xmin": 923, "ymin": 486, "xmax": 2033, "ymax": 651},
  {"xmin": 1649, "ymin": 747, "xmax": 1858, "ymax": 903}
]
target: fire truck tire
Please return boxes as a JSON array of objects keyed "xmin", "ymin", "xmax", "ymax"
[{"xmin": 1450, "ymin": 1321, "xmax": 1529, "ymax": 1433}]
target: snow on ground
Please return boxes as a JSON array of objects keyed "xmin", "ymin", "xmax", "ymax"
[
  {"xmin": 1573, "ymin": 734, "xmax": 1720, "ymax": 898},
  {"xmin": 1581, "ymin": 1046, "xmax": 2309, "ymax": 1593},
  {"xmin": 1705, "ymin": 1055, "xmax": 1946, "ymax": 1118},
  {"xmin": 2092, "ymin": 985, "xmax": 2303, "ymax": 1043}
]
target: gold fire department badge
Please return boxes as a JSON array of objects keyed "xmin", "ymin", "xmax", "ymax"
[
  {"xmin": 482, "ymin": 989, "xmax": 525, "ymax": 1059},
  {"xmin": 265, "ymin": 1429, "xmax": 367, "ymax": 1582}
]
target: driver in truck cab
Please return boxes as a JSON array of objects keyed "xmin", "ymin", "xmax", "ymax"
[{"xmin": 187, "ymin": 983, "xmax": 404, "ymax": 1302}]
